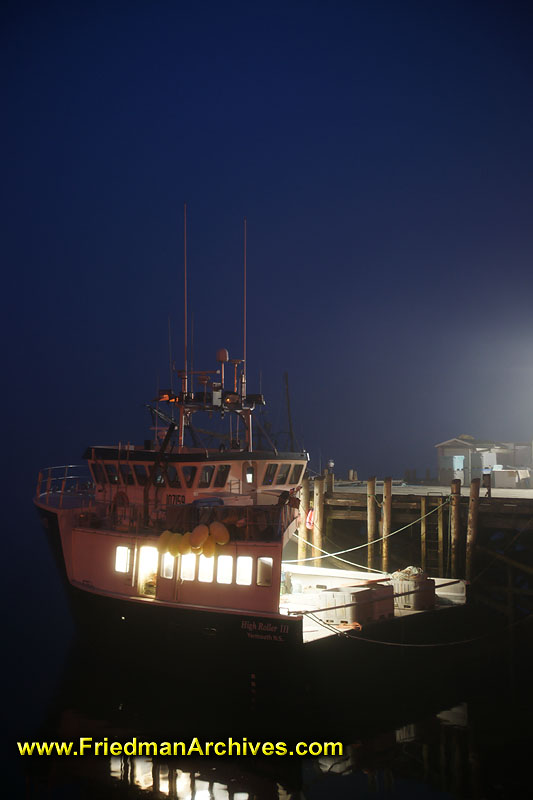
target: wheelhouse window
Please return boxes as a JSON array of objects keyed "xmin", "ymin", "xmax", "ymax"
[
  {"xmin": 133, "ymin": 464, "xmax": 148, "ymax": 486},
  {"xmin": 289, "ymin": 464, "xmax": 304, "ymax": 484},
  {"xmin": 262, "ymin": 463, "xmax": 278, "ymax": 486},
  {"xmin": 198, "ymin": 554, "xmax": 214, "ymax": 583},
  {"xmin": 105, "ymin": 464, "xmax": 119, "ymax": 484},
  {"xmin": 199, "ymin": 465, "xmax": 215, "ymax": 488},
  {"xmin": 181, "ymin": 466, "xmax": 197, "ymax": 488},
  {"xmin": 91, "ymin": 463, "xmax": 106, "ymax": 486},
  {"xmin": 216, "ymin": 555, "xmax": 233, "ymax": 584},
  {"xmin": 276, "ymin": 464, "xmax": 291, "ymax": 485},
  {"xmin": 154, "ymin": 465, "xmax": 166, "ymax": 486},
  {"xmin": 236, "ymin": 556, "xmax": 253, "ymax": 586},
  {"xmin": 161, "ymin": 553, "xmax": 174, "ymax": 579},
  {"xmin": 257, "ymin": 557, "xmax": 273, "ymax": 586},
  {"xmin": 166, "ymin": 464, "xmax": 181, "ymax": 488},
  {"xmin": 214, "ymin": 464, "xmax": 230, "ymax": 488},
  {"xmin": 119, "ymin": 464, "xmax": 134, "ymax": 485},
  {"xmin": 115, "ymin": 546, "xmax": 131, "ymax": 573}
]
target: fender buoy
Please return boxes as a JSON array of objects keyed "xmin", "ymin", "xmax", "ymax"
[{"xmin": 305, "ymin": 509, "xmax": 314, "ymax": 530}]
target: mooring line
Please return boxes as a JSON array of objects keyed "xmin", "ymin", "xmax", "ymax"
[{"xmin": 286, "ymin": 497, "xmax": 451, "ymax": 566}]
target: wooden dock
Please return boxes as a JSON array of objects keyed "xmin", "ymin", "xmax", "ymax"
[{"xmin": 293, "ymin": 475, "xmax": 533, "ymax": 622}]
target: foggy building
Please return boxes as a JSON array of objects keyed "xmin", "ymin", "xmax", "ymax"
[{"xmin": 435, "ymin": 436, "xmax": 533, "ymax": 488}]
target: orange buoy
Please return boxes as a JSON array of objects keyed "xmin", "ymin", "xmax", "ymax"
[
  {"xmin": 190, "ymin": 523, "xmax": 209, "ymax": 548},
  {"xmin": 157, "ymin": 529, "xmax": 173, "ymax": 553},
  {"xmin": 168, "ymin": 532, "xmax": 183, "ymax": 557},
  {"xmin": 178, "ymin": 531, "xmax": 192, "ymax": 555},
  {"xmin": 202, "ymin": 536, "xmax": 216, "ymax": 558},
  {"xmin": 209, "ymin": 521, "xmax": 230, "ymax": 545}
]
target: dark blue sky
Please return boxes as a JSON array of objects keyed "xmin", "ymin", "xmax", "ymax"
[{"xmin": 3, "ymin": 0, "xmax": 533, "ymax": 482}]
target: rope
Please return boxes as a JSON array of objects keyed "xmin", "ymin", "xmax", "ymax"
[
  {"xmin": 286, "ymin": 497, "xmax": 451, "ymax": 566},
  {"xmin": 287, "ymin": 533, "xmax": 389, "ymax": 572},
  {"xmin": 304, "ymin": 611, "xmax": 501, "ymax": 648}
]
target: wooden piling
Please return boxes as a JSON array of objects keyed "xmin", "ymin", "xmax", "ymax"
[
  {"xmin": 367, "ymin": 477, "xmax": 377, "ymax": 571},
  {"xmin": 420, "ymin": 496, "xmax": 427, "ymax": 571},
  {"xmin": 382, "ymin": 477, "xmax": 392, "ymax": 572},
  {"xmin": 437, "ymin": 499, "xmax": 444, "ymax": 575},
  {"xmin": 313, "ymin": 476, "xmax": 325, "ymax": 566},
  {"xmin": 465, "ymin": 478, "xmax": 480, "ymax": 580},
  {"xmin": 325, "ymin": 471, "xmax": 334, "ymax": 494},
  {"xmin": 450, "ymin": 479, "xmax": 461, "ymax": 578},
  {"xmin": 297, "ymin": 477, "xmax": 310, "ymax": 562}
]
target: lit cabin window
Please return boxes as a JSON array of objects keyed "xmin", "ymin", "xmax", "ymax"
[
  {"xmin": 262, "ymin": 464, "xmax": 278, "ymax": 486},
  {"xmin": 161, "ymin": 552, "xmax": 174, "ymax": 579},
  {"xmin": 199, "ymin": 465, "xmax": 215, "ymax": 488},
  {"xmin": 138, "ymin": 546, "xmax": 158, "ymax": 597},
  {"xmin": 166, "ymin": 465, "xmax": 181, "ymax": 488},
  {"xmin": 115, "ymin": 546, "xmax": 131, "ymax": 573},
  {"xmin": 236, "ymin": 556, "xmax": 253, "ymax": 585},
  {"xmin": 245, "ymin": 466, "xmax": 255, "ymax": 484},
  {"xmin": 289, "ymin": 464, "xmax": 304, "ymax": 484},
  {"xmin": 214, "ymin": 465, "xmax": 230, "ymax": 487},
  {"xmin": 257, "ymin": 557, "xmax": 273, "ymax": 587},
  {"xmin": 133, "ymin": 464, "xmax": 148, "ymax": 486},
  {"xmin": 198, "ymin": 554, "xmax": 214, "ymax": 583},
  {"xmin": 216, "ymin": 555, "xmax": 233, "ymax": 584},
  {"xmin": 276, "ymin": 464, "xmax": 291, "ymax": 485},
  {"xmin": 119, "ymin": 464, "xmax": 134, "ymax": 485},
  {"xmin": 91, "ymin": 463, "xmax": 106, "ymax": 485},
  {"xmin": 105, "ymin": 464, "xmax": 119, "ymax": 484},
  {"xmin": 181, "ymin": 466, "xmax": 197, "ymax": 488},
  {"xmin": 180, "ymin": 553, "xmax": 196, "ymax": 581}
]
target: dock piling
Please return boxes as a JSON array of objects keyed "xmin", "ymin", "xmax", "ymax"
[
  {"xmin": 312, "ymin": 476, "xmax": 325, "ymax": 566},
  {"xmin": 382, "ymin": 477, "xmax": 392, "ymax": 572},
  {"xmin": 420, "ymin": 496, "xmax": 427, "ymax": 571},
  {"xmin": 465, "ymin": 478, "xmax": 480, "ymax": 580},
  {"xmin": 297, "ymin": 478, "xmax": 310, "ymax": 562},
  {"xmin": 450, "ymin": 479, "xmax": 461, "ymax": 577},
  {"xmin": 367, "ymin": 476, "xmax": 377, "ymax": 571}
]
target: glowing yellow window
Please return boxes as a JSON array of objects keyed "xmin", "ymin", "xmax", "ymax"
[
  {"xmin": 216, "ymin": 555, "xmax": 233, "ymax": 584},
  {"xmin": 236, "ymin": 556, "xmax": 253, "ymax": 585},
  {"xmin": 138, "ymin": 546, "xmax": 158, "ymax": 597},
  {"xmin": 257, "ymin": 557, "xmax": 273, "ymax": 586},
  {"xmin": 115, "ymin": 546, "xmax": 131, "ymax": 573},
  {"xmin": 198, "ymin": 554, "xmax": 214, "ymax": 583},
  {"xmin": 161, "ymin": 552, "xmax": 174, "ymax": 579},
  {"xmin": 180, "ymin": 553, "xmax": 196, "ymax": 581}
]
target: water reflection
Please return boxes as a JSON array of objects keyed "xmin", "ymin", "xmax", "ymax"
[{"xmin": 17, "ymin": 611, "xmax": 533, "ymax": 799}]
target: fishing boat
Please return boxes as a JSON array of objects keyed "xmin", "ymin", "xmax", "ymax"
[
  {"xmin": 34, "ymin": 216, "xmax": 498, "ymax": 676},
  {"xmin": 34, "ymin": 352, "xmax": 491, "ymax": 671}
]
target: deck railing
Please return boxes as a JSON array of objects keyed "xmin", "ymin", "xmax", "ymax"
[
  {"xmin": 35, "ymin": 465, "xmax": 95, "ymax": 509},
  {"xmin": 69, "ymin": 497, "xmax": 299, "ymax": 542}
]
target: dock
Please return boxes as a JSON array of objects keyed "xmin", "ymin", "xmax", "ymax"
[{"xmin": 292, "ymin": 475, "xmax": 533, "ymax": 624}]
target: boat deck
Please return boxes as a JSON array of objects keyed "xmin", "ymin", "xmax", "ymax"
[{"xmin": 279, "ymin": 574, "xmax": 467, "ymax": 645}]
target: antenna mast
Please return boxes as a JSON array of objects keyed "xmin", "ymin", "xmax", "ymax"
[
  {"xmin": 242, "ymin": 217, "xmax": 247, "ymax": 398},
  {"xmin": 183, "ymin": 203, "xmax": 188, "ymax": 394}
]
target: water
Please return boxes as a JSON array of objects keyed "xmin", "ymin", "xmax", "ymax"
[{"xmin": 8, "ymin": 510, "xmax": 533, "ymax": 798}]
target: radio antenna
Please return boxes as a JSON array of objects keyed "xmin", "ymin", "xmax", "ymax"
[
  {"xmin": 183, "ymin": 203, "xmax": 188, "ymax": 394},
  {"xmin": 242, "ymin": 217, "xmax": 247, "ymax": 397},
  {"xmin": 168, "ymin": 316, "xmax": 174, "ymax": 419}
]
